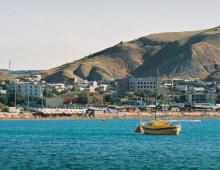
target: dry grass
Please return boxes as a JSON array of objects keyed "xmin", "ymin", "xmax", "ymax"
[{"xmin": 43, "ymin": 26, "xmax": 220, "ymax": 82}]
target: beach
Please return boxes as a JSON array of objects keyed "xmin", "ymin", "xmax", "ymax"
[{"xmin": 0, "ymin": 111, "xmax": 220, "ymax": 120}]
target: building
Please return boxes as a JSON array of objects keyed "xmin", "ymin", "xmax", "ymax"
[
  {"xmin": 172, "ymin": 79, "xmax": 189, "ymax": 85},
  {"xmin": 188, "ymin": 87, "xmax": 216, "ymax": 104},
  {"xmin": 0, "ymin": 90, "xmax": 6, "ymax": 96},
  {"xmin": 129, "ymin": 76, "xmax": 159, "ymax": 92},
  {"xmin": 88, "ymin": 85, "xmax": 96, "ymax": 93},
  {"xmin": 32, "ymin": 74, "xmax": 42, "ymax": 81},
  {"xmin": 116, "ymin": 77, "xmax": 129, "ymax": 95},
  {"xmin": 7, "ymin": 80, "xmax": 42, "ymax": 98},
  {"xmin": 61, "ymin": 91, "xmax": 79, "ymax": 104},
  {"xmin": 216, "ymin": 85, "xmax": 220, "ymax": 91},
  {"xmin": 46, "ymin": 83, "xmax": 66, "ymax": 93},
  {"xmin": 45, "ymin": 97, "xmax": 64, "ymax": 107},
  {"xmin": 0, "ymin": 81, "xmax": 6, "ymax": 86},
  {"xmin": 87, "ymin": 93, "xmax": 104, "ymax": 105},
  {"xmin": 175, "ymin": 85, "xmax": 188, "ymax": 92},
  {"xmin": 97, "ymin": 84, "xmax": 108, "ymax": 93}
]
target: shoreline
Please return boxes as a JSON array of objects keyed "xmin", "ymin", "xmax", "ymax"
[{"xmin": 0, "ymin": 111, "xmax": 220, "ymax": 120}]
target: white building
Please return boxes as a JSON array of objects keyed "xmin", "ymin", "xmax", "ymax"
[
  {"xmin": 46, "ymin": 83, "xmax": 66, "ymax": 93},
  {"xmin": 32, "ymin": 74, "xmax": 42, "ymax": 81},
  {"xmin": 0, "ymin": 90, "xmax": 6, "ymax": 95},
  {"xmin": 188, "ymin": 87, "xmax": 205, "ymax": 93},
  {"xmin": 97, "ymin": 84, "xmax": 108, "ymax": 93},
  {"xmin": 7, "ymin": 80, "xmax": 42, "ymax": 98},
  {"xmin": 129, "ymin": 77, "xmax": 159, "ymax": 92}
]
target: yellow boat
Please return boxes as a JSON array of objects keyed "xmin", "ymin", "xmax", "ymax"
[
  {"xmin": 139, "ymin": 120, "xmax": 181, "ymax": 135},
  {"xmin": 135, "ymin": 68, "xmax": 182, "ymax": 135}
]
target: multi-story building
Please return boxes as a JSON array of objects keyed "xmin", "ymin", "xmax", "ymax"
[
  {"xmin": 116, "ymin": 77, "xmax": 129, "ymax": 95},
  {"xmin": 188, "ymin": 87, "xmax": 216, "ymax": 104},
  {"xmin": 129, "ymin": 76, "xmax": 159, "ymax": 92},
  {"xmin": 7, "ymin": 80, "xmax": 42, "ymax": 98}
]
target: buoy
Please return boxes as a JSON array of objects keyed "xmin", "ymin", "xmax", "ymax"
[{"xmin": 135, "ymin": 125, "xmax": 143, "ymax": 133}]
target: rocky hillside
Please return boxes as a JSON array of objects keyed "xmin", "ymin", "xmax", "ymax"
[
  {"xmin": 43, "ymin": 26, "xmax": 220, "ymax": 82},
  {"xmin": 206, "ymin": 70, "xmax": 220, "ymax": 81}
]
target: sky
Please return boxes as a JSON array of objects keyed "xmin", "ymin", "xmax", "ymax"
[{"xmin": 0, "ymin": 0, "xmax": 219, "ymax": 70}]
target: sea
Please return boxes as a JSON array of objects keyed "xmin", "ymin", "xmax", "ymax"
[{"xmin": 0, "ymin": 118, "xmax": 220, "ymax": 170}]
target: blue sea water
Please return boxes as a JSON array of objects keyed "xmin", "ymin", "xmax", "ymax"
[{"xmin": 0, "ymin": 119, "xmax": 220, "ymax": 170}]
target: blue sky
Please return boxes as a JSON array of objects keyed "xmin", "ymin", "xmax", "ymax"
[{"xmin": 0, "ymin": 0, "xmax": 219, "ymax": 70}]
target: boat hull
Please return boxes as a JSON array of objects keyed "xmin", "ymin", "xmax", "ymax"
[{"xmin": 142, "ymin": 126, "xmax": 181, "ymax": 135}]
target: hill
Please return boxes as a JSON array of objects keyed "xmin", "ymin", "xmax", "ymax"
[
  {"xmin": 206, "ymin": 70, "xmax": 220, "ymax": 82},
  {"xmin": 42, "ymin": 26, "xmax": 220, "ymax": 82},
  {"xmin": 0, "ymin": 69, "xmax": 42, "ymax": 75},
  {"xmin": 0, "ymin": 72, "xmax": 15, "ymax": 80}
]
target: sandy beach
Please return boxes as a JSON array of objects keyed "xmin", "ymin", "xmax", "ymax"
[{"xmin": 0, "ymin": 111, "xmax": 220, "ymax": 120}]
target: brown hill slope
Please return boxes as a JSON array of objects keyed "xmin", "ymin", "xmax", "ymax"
[
  {"xmin": 43, "ymin": 39, "xmax": 164, "ymax": 82},
  {"xmin": 206, "ymin": 70, "xmax": 220, "ymax": 82},
  {"xmin": 43, "ymin": 27, "xmax": 220, "ymax": 82},
  {"xmin": 133, "ymin": 26, "xmax": 220, "ymax": 79}
]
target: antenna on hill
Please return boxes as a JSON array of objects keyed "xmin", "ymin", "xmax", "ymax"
[{"xmin": 9, "ymin": 59, "xmax": 11, "ymax": 71}]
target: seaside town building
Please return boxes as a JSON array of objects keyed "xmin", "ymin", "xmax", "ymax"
[
  {"xmin": 188, "ymin": 87, "xmax": 216, "ymax": 104},
  {"xmin": 32, "ymin": 74, "xmax": 42, "ymax": 81},
  {"xmin": 7, "ymin": 79, "xmax": 42, "ymax": 98},
  {"xmin": 129, "ymin": 76, "xmax": 160, "ymax": 92},
  {"xmin": 45, "ymin": 97, "xmax": 64, "ymax": 107},
  {"xmin": 96, "ymin": 84, "xmax": 108, "ymax": 93},
  {"xmin": 175, "ymin": 85, "xmax": 188, "ymax": 92},
  {"xmin": 46, "ymin": 83, "xmax": 66, "ymax": 93},
  {"xmin": 0, "ymin": 89, "xmax": 6, "ymax": 96},
  {"xmin": 116, "ymin": 77, "xmax": 129, "ymax": 95}
]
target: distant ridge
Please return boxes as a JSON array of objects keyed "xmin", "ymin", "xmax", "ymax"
[
  {"xmin": 40, "ymin": 26, "xmax": 220, "ymax": 82},
  {"xmin": 0, "ymin": 69, "xmax": 42, "ymax": 75}
]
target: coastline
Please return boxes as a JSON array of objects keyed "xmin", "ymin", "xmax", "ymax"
[{"xmin": 0, "ymin": 111, "xmax": 220, "ymax": 120}]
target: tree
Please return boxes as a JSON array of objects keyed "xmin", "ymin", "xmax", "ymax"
[
  {"xmin": 103, "ymin": 94, "xmax": 112, "ymax": 104},
  {"xmin": 216, "ymin": 94, "xmax": 220, "ymax": 104},
  {"xmin": 43, "ymin": 89, "xmax": 57, "ymax": 98},
  {"xmin": 77, "ymin": 92, "xmax": 88, "ymax": 104},
  {"xmin": 179, "ymin": 92, "xmax": 188, "ymax": 103},
  {"xmin": 144, "ymin": 90, "xmax": 155, "ymax": 97},
  {"xmin": 0, "ymin": 96, "xmax": 7, "ymax": 105},
  {"xmin": 7, "ymin": 92, "xmax": 25, "ymax": 106},
  {"xmin": 71, "ymin": 86, "xmax": 80, "ymax": 92},
  {"xmin": 124, "ymin": 92, "xmax": 135, "ymax": 99}
]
